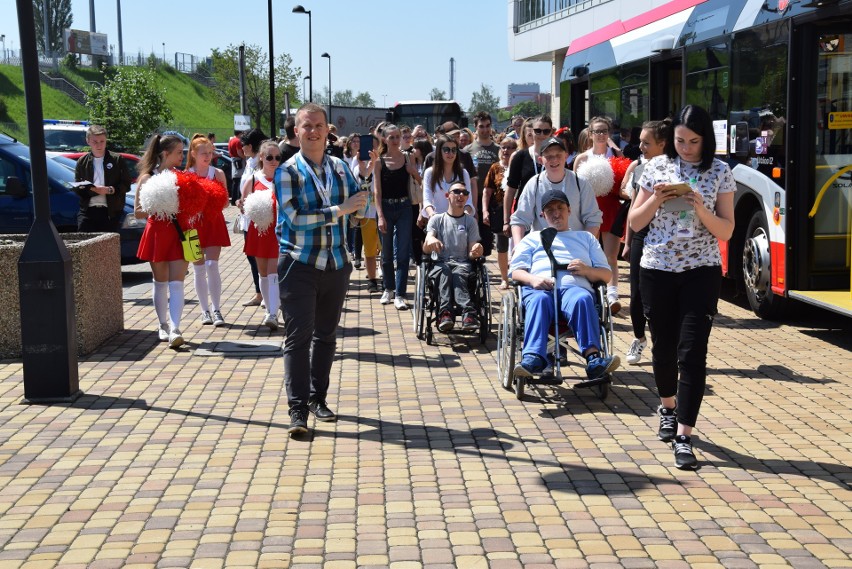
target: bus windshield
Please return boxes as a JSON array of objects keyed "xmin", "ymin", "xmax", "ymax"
[{"xmin": 391, "ymin": 101, "xmax": 463, "ymax": 134}]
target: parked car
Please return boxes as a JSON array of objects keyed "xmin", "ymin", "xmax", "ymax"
[
  {"xmin": 42, "ymin": 119, "xmax": 90, "ymax": 152},
  {"xmin": 0, "ymin": 133, "xmax": 144, "ymax": 265},
  {"xmin": 54, "ymin": 151, "xmax": 141, "ymax": 183}
]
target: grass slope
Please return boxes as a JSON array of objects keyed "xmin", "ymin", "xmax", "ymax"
[{"xmin": 0, "ymin": 64, "xmax": 235, "ymax": 146}]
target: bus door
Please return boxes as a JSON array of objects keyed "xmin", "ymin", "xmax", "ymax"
[
  {"xmin": 569, "ymin": 80, "xmax": 588, "ymax": 132},
  {"xmin": 650, "ymin": 55, "xmax": 682, "ymax": 121},
  {"xmin": 808, "ymin": 32, "xmax": 852, "ymax": 295}
]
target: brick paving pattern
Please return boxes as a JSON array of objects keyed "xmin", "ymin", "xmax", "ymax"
[{"xmin": 1, "ymin": 208, "xmax": 850, "ymax": 568}]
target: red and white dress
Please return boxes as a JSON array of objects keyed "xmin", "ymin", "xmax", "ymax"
[
  {"xmin": 190, "ymin": 166, "xmax": 231, "ymax": 248},
  {"xmin": 137, "ymin": 169, "xmax": 183, "ymax": 262},
  {"xmin": 243, "ymin": 174, "xmax": 279, "ymax": 258}
]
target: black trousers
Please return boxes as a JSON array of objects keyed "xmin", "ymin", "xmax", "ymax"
[
  {"xmin": 279, "ymin": 256, "xmax": 352, "ymax": 411},
  {"xmin": 640, "ymin": 265, "xmax": 721, "ymax": 428},
  {"xmin": 78, "ymin": 207, "xmax": 118, "ymax": 232},
  {"xmin": 628, "ymin": 230, "xmax": 648, "ymax": 339}
]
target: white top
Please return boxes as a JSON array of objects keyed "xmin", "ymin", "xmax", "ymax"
[
  {"xmin": 638, "ymin": 155, "xmax": 736, "ymax": 272},
  {"xmin": 90, "ymin": 156, "xmax": 107, "ymax": 207},
  {"xmin": 421, "ymin": 167, "xmax": 473, "ymax": 217},
  {"xmin": 510, "ymin": 170, "xmax": 602, "ymax": 233}
]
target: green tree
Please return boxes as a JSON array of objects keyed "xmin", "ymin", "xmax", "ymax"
[
  {"xmin": 33, "ymin": 0, "xmax": 73, "ymax": 56},
  {"xmin": 511, "ymin": 100, "xmax": 544, "ymax": 118},
  {"xmin": 86, "ymin": 67, "xmax": 172, "ymax": 151},
  {"xmin": 469, "ymin": 83, "xmax": 500, "ymax": 117},
  {"xmin": 210, "ymin": 44, "xmax": 301, "ymax": 134},
  {"xmin": 429, "ymin": 87, "xmax": 447, "ymax": 101},
  {"xmin": 315, "ymin": 89, "xmax": 376, "ymax": 107}
]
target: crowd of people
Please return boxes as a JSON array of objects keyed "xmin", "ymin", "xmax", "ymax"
[{"xmin": 75, "ymin": 101, "xmax": 735, "ymax": 469}]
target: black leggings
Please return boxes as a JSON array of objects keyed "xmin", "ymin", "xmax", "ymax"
[
  {"xmin": 640, "ymin": 265, "xmax": 721, "ymax": 428},
  {"xmin": 629, "ymin": 230, "xmax": 648, "ymax": 339}
]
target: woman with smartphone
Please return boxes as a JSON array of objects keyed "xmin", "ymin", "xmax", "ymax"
[
  {"xmin": 628, "ymin": 105, "xmax": 735, "ymax": 470},
  {"xmin": 502, "ymin": 115, "xmax": 553, "ymax": 237},
  {"xmin": 373, "ymin": 124, "xmax": 421, "ymax": 310}
]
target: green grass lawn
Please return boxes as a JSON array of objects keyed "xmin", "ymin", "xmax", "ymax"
[{"xmin": 0, "ymin": 63, "xmax": 235, "ymax": 146}]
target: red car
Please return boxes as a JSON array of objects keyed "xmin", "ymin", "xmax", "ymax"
[{"xmin": 57, "ymin": 152, "xmax": 141, "ymax": 183}]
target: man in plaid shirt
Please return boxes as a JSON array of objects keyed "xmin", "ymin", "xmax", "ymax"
[{"xmin": 275, "ymin": 102, "xmax": 368, "ymax": 436}]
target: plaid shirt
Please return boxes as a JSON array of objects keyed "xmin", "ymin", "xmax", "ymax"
[{"xmin": 274, "ymin": 151, "xmax": 357, "ymax": 271}]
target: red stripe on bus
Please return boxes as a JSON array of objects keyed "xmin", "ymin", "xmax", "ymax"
[{"xmin": 771, "ymin": 240, "xmax": 786, "ymax": 295}]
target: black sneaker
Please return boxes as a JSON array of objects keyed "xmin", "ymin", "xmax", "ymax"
[
  {"xmin": 672, "ymin": 435, "xmax": 698, "ymax": 470},
  {"xmin": 308, "ymin": 399, "xmax": 337, "ymax": 422},
  {"xmin": 658, "ymin": 406, "xmax": 677, "ymax": 442},
  {"xmin": 288, "ymin": 408, "xmax": 309, "ymax": 435},
  {"xmin": 366, "ymin": 279, "xmax": 379, "ymax": 293}
]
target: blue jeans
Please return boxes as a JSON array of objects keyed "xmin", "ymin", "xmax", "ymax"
[
  {"xmin": 380, "ymin": 199, "xmax": 412, "ymax": 297},
  {"xmin": 521, "ymin": 286, "xmax": 599, "ymax": 361}
]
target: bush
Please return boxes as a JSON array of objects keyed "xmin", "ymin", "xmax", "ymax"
[{"xmin": 63, "ymin": 52, "xmax": 78, "ymax": 71}]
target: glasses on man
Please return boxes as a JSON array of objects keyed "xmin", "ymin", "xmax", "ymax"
[
  {"xmin": 591, "ymin": 129, "xmax": 609, "ymax": 135},
  {"xmin": 533, "ymin": 128, "xmax": 552, "ymax": 135},
  {"xmin": 264, "ymin": 154, "xmax": 282, "ymax": 162},
  {"xmin": 450, "ymin": 189, "xmax": 469, "ymax": 195},
  {"xmin": 441, "ymin": 146, "xmax": 458, "ymax": 155}
]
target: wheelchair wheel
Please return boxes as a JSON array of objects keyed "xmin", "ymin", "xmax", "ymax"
[
  {"xmin": 478, "ymin": 265, "xmax": 491, "ymax": 344},
  {"xmin": 413, "ymin": 264, "xmax": 425, "ymax": 336},
  {"xmin": 497, "ymin": 292, "xmax": 517, "ymax": 391}
]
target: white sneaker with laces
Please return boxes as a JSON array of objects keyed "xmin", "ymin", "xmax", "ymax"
[
  {"xmin": 212, "ymin": 310, "xmax": 225, "ymax": 327},
  {"xmin": 168, "ymin": 329, "xmax": 184, "ymax": 348},
  {"xmin": 201, "ymin": 311, "xmax": 213, "ymax": 325},
  {"xmin": 262, "ymin": 312, "xmax": 279, "ymax": 330},
  {"xmin": 158, "ymin": 323, "xmax": 170, "ymax": 342},
  {"xmin": 626, "ymin": 337, "xmax": 647, "ymax": 365},
  {"xmin": 380, "ymin": 290, "xmax": 394, "ymax": 305},
  {"xmin": 394, "ymin": 296, "xmax": 408, "ymax": 310},
  {"xmin": 607, "ymin": 290, "xmax": 622, "ymax": 316}
]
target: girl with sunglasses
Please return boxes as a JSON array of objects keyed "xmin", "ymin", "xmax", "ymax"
[
  {"xmin": 503, "ymin": 115, "xmax": 553, "ymax": 237},
  {"xmin": 422, "ymin": 135, "xmax": 474, "ymax": 220},
  {"xmin": 243, "ymin": 140, "xmax": 282, "ymax": 330},
  {"xmin": 186, "ymin": 135, "xmax": 230, "ymax": 328}
]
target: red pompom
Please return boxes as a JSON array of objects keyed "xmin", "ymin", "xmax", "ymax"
[
  {"xmin": 174, "ymin": 171, "xmax": 209, "ymax": 229},
  {"xmin": 609, "ymin": 156, "xmax": 632, "ymax": 196},
  {"xmin": 198, "ymin": 176, "xmax": 229, "ymax": 219}
]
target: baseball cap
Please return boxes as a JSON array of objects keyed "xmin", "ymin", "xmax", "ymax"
[
  {"xmin": 539, "ymin": 137, "xmax": 566, "ymax": 154},
  {"xmin": 439, "ymin": 121, "xmax": 461, "ymax": 135},
  {"xmin": 541, "ymin": 189, "xmax": 570, "ymax": 209}
]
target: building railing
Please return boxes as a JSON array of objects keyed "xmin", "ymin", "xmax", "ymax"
[{"xmin": 513, "ymin": 0, "xmax": 611, "ymax": 33}]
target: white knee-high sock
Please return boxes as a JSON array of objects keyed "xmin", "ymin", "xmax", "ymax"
[
  {"xmin": 153, "ymin": 281, "xmax": 169, "ymax": 326},
  {"xmin": 266, "ymin": 274, "xmax": 280, "ymax": 315},
  {"xmin": 193, "ymin": 264, "xmax": 209, "ymax": 313},
  {"xmin": 258, "ymin": 274, "xmax": 270, "ymax": 313},
  {"xmin": 206, "ymin": 259, "xmax": 221, "ymax": 312},
  {"xmin": 168, "ymin": 281, "xmax": 184, "ymax": 330}
]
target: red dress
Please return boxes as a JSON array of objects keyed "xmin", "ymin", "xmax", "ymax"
[
  {"xmin": 597, "ymin": 190, "xmax": 622, "ymax": 234},
  {"xmin": 243, "ymin": 178, "xmax": 279, "ymax": 258},
  {"xmin": 137, "ymin": 216, "xmax": 184, "ymax": 262},
  {"xmin": 190, "ymin": 166, "xmax": 231, "ymax": 248}
]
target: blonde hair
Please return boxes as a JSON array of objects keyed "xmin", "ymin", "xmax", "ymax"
[{"xmin": 186, "ymin": 135, "xmax": 213, "ymax": 170}]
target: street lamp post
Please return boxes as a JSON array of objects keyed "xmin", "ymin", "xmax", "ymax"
[
  {"xmin": 321, "ymin": 52, "xmax": 331, "ymax": 125},
  {"xmin": 292, "ymin": 5, "xmax": 312, "ymax": 102},
  {"xmin": 303, "ymin": 75, "xmax": 310, "ymax": 103},
  {"xmin": 268, "ymin": 0, "xmax": 276, "ymax": 135},
  {"xmin": 162, "ymin": 42, "xmax": 165, "ymax": 64},
  {"xmin": 116, "ymin": 0, "xmax": 123, "ymax": 65}
]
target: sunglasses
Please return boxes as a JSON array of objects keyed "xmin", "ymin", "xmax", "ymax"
[
  {"xmin": 533, "ymin": 128, "xmax": 552, "ymax": 135},
  {"xmin": 264, "ymin": 154, "xmax": 282, "ymax": 162},
  {"xmin": 450, "ymin": 189, "xmax": 469, "ymax": 195},
  {"xmin": 591, "ymin": 129, "xmax": 609, "ymax": 135},
  {"xmin": 441, "ymin": 146, "xmax": 458, "ymax": 154}
]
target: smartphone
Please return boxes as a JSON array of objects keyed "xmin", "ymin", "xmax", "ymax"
[
  {"xmin": 358, "ymin": 134, "xmax": 372, "ymax": 162},
  {"xmin": 663, "ymin": 195, "xmax": 693, "ymax": 212},
  {"xmin": 662, "ymin": 182, "xmax": 692, "ymax": 196}
]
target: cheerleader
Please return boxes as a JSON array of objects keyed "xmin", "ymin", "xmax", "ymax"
[
  {"xmin": 134, "ymin": 134, "xmax": 188, "ymax": 348},
  {"xmin": 242, "ymin": 140, "xmax": 281, "ymax": 330},
  {"xmin": 186, "ymin": 135, "xmax": 230, "ymax": 327}
]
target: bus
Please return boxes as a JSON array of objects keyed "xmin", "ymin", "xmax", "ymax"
[
  {"xmin": 389, "ymin": 100, "xmax": 466, "ymax": 134},
  {"xmin": 560, "ymin": 0, "xmax": 852, "ymax": 319}
]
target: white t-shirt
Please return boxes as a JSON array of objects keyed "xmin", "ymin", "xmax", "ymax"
[
  {"xmin": 89, "ymin": 156, "xmax": 107, "ymax": 207},
  {"xmin": 421, "ymin": 167, "xmax": 473, "ymax": 217}
]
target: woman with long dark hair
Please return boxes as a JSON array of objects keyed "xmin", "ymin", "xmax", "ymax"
[
  {"xmin": 421, "ymin": 135, "xmax": 474, "ymax": 218},
  {"xmin": 628, "ymin": 105, "xmax": 735, "ymax": 470}
]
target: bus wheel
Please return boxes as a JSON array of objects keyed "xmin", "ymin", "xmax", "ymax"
[{"xmin": 742, "ymin": 210, "xmax": 784, "ymax": 319}]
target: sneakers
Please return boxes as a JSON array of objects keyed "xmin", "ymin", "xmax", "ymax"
[
  {"xmin": 353, "ymin": 258, "xmax": 362, "ymax": 270},
  {"xmin": 380, "ymin": 290, "xmax": 394, "ymax": 305},
  {"xmin": 461, "ymin": 314, "xmax": 479, "ymax": 331},
  {"xmin": 657, "ymin": 406, "xmax": 677, "ymax": 442},
  {"xmin": 168, "ymin": 329, "xmax": 184, "ymax": 349},
  {"xmin": 201, "ymin": 311, "xmax": 213, "ymax": 325},
  {"xmin": 212, "ymin": 310, "xmax": 225, "ymax": 327},
  {"xmin": 437, "ymin": 311, "xmax": 454, "ymax": 332},
  {"xmin": 585, "ymin": 353, "xmax": 620, "ymax": 381},
  {"xmin": 366, "ymin": 279, "xmax": 380, "ymax": 293},
  {"xmin": 513, "ymin": 354, "xmax": 547, "ymax": 378},
  {"xmin": 288, "ymin": 408, "xmax": 309, "ymax": 435},
  {"xmin": 607, "ymin": 290, "xmax": 622, "ymax": 316},
  {"xmin": 158, "ymin": 323, "xmax": 170, "ymax": 342},
  {"xmin": 308, "ymin": 399, "xmax": 337, "ymax": 422},
  {"xmin": 262, "ymin": 312, "xmax": 279, "ymax": 330},
  {"xmin": 626, "ymin": 337, "xmax": 647, "ymax": 365},
  {"xmin": 672, "ymin": 435, "xmax": 698, "ymax": 470},
  {"xmin": 394, "ymin": 296, "xmax": 408, "ymax": 310}
]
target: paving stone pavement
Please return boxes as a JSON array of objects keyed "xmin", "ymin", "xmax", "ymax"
[{"xmin": 1, "ymin": 209, "xmax": 850, "ymax": 568}]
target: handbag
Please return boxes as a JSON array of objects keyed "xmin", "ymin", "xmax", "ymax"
[
  {"xmin": 232, "ymin": 214, "xmax": 242, "ymax": 234},
  {"xmin": 172, "ymin": 218, "xmax": 203, "ymax": 262},
  {"xmin": 405, "ymin": 153, "xmax": 423, "ymax": 205}
]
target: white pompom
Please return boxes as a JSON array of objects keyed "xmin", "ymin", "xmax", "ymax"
[
  {"xmin": 139, "ymin": 170, "xmax": 179, "ymax": 219},
  {"xmin": 244, "ymin": 190, "xmax": 276, "ymax": 234},
  {"xmin": 576, "ymin": 155, "xmax": 614, "ymax": 197}
]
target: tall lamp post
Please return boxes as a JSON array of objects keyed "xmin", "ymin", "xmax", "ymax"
[
  {"xmin": 321, "ymin": 52, "xmax": 331, "ymax": 125},
  {"xmin": 303, "ymin": 75, "xmax": 310, "ymax": 103},
  {"xmin": 267, "ymin": 0, "xmax": 276, "ymax": 135},
  {"xmin": 292, "ymin": 5, "xmax": 312, "ymax": 101}
]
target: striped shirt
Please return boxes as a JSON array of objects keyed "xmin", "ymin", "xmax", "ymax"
[{"xmin": 274, "ymin": 151, "xmax": 357, "ymax": 271}]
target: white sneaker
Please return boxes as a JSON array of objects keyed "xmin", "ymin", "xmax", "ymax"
[
  {"xmin": 607, "ymin": 290, "xmax": 622, "ymax": 316},
  {"xmin": 626, "ymin": 337, "xmax": 647, "ymax": 365},
  {"xmin": 380, "ymin": 290, "xmax": 394, "ymax": 305},
  {"xmin": 212, "ymin": 310, "xmax": 225, "ymax": 327},
  {"xmin": 158, "ymin": 323, "xmax": 170, "ymax": 342},
  {"xmin": 168, "ymin": 329, "xmax": 184, "ymax": 348},
  {"xmin": 394, "ymin": 297, "xmax": 408, "ymax": 310},
  {"xmin": 262, "ymin": 312, "xmax": 279, "ymax": 330},
  {"xmin": 201, "ymin": 311, "xmax": 213, "ymax": 325}
]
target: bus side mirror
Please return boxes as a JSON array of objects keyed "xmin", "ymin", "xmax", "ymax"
[{"xmin": 6, "ymin": 176, "xmax": 28, "ymax": 199}]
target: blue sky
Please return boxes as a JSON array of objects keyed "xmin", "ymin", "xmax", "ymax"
[{"xmin": 1, "ymin": 0, "xmax": 550, "ymax": 111}]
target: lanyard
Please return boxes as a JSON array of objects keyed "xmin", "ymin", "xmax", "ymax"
[
  {"xmin": 299, "ymin": 154, "xmax": 335, "ymax": 206},
  {"xmin": 529, "ymin": 147, "xmax": 540, "ymax": 176}
]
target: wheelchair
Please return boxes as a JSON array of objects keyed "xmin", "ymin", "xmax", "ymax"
[
  {"xmin": 496, "ymin": 278, "xmax": 615, "ymax": 401},
  {"xmin": 413, "ymin": 254, "xmax": 491, "ymax": 345}
]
